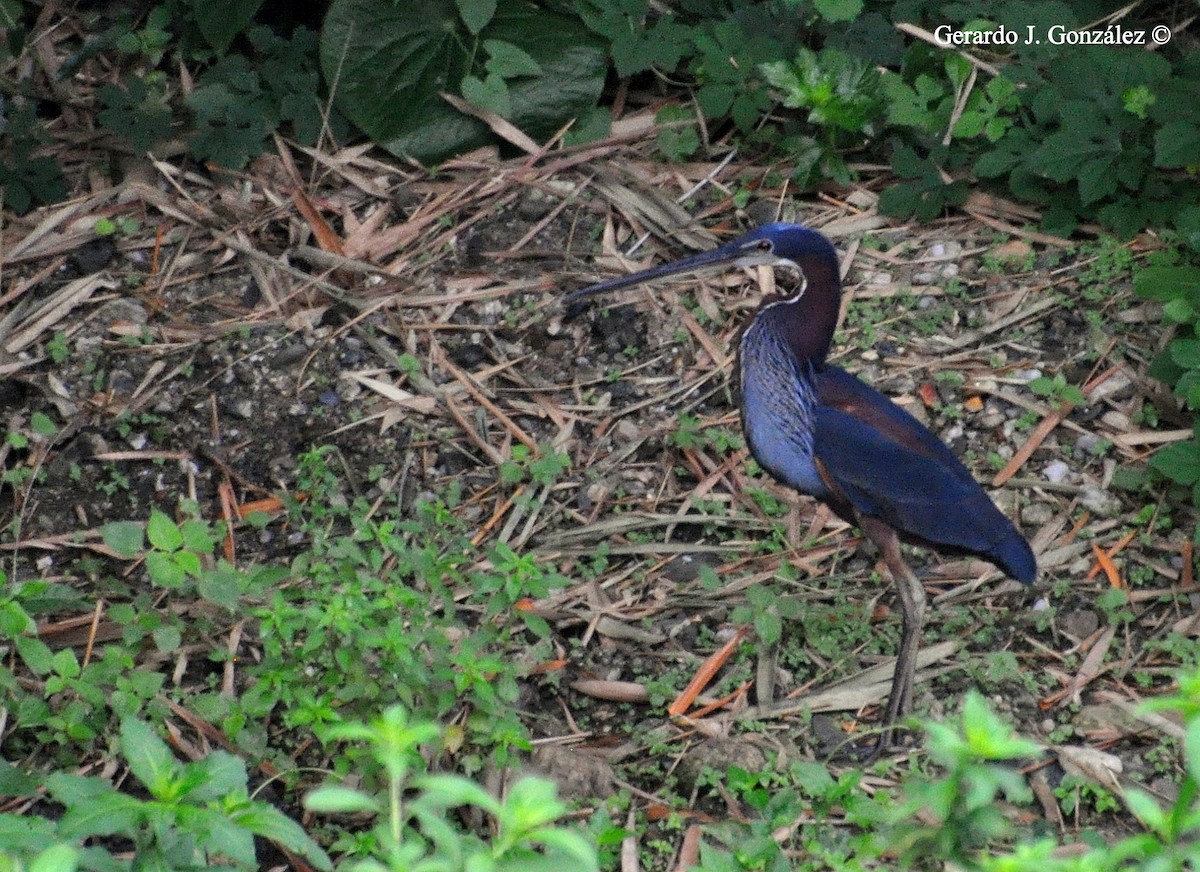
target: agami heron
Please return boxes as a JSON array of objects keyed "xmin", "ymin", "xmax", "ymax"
[{"xmin": 565, "ymin": 223, "xmax": 1036, "ymax": 751}]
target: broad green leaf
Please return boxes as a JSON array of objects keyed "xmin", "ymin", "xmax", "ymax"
[
  {"xmin": 484, "ymin": 39, "xmax": 541, "ymax": 77},
  {"xmin": 194, "ymin": 0, "xmax": 263, "ymax": 53},
  {"xmin": 145, "ymin": 551, "xmax": 184, "ymax": 588},
  {"xmin": 321, "ymin": 0, "xmax": 605, "ymax": 164},
  {"xmin": 51, "ymin": 647, "xmax": 80, "ymax": 679},
  {"xmin": 233, "ymin": 803, "xmax": 334, "ymax": 871},
  {"xmin": 305, "ymin": 785, "xmax": 382, "ymax": 814},
  {"xmin": 151, "ymin": 625, "xmax": 181, "ymax": 653},
  {"xmin": 1123, "ymin": 787, "xmax": 1167, "ymax": 834},
  {"xmin": 456, "ymin": 0, "xmax": 495, "ymax": 34},
  {"xmin": 56, "ymin": 792, "xmax": 144, "ymax": 839},
  {"xmin": 15, "ymin": 635, "xmax": 53, "ymax": 675},
  {"xmin": 180, "ymin": 519, "xmax": 216, "ymax": 552},
  {"xmin": 1170, "ymin": 339, "xmax": 1200, "ymax": 369},
  {"xmin": 0, "ymin": 599, "xmax": 35, "ymax": 636},
  {"xmin": 172, "ymin": 549, "xmax": 203, "ymax": 578},
  {"xmin": 461, "ymin": 72, "xmax": 511, "ymax": 117},
  {"xmin": 29, "ymin": 844, "xmax": 80, "ymax": 872},
  {"xmin": 100, "ymin": 520, "xmax": 144, "ymax": 557},
  {"xmin": 1151, "ymin": 441, "xmax": 1200, "ymax": 485},
  {"xmin": 1135, "ymin": 265, "xmax": 1200, "ymax": 303},
  {"xmin": 120, "ymin": 717, "xmax": 180, "ymax": 798},
  {"xmin": 813, "ymin": 0, "xmax": 862, "ymax": 23},
  {"xmin": 146, "ymin": 509, "xmax": 183, "ymax": 551},
  {"xmin": 415, "ymin": 774, "xmax": 503, "ymax": 815},
  {"xmin": 184, "ymin": 751, "xmax": 247, "ymax": 801},
  {"xmin": 1155, "ymin": 118, "xmax": 1200, "ymax": 168},
  {"xmin": 30, "ymin": 411, "xmax": 56, "ymax": 437}
]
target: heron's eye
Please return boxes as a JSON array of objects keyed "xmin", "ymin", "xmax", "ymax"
[{"xmin": 756, "ymin": 239, "xmax": 772, "ymax": 252}]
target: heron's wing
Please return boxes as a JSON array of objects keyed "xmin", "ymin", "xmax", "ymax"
[{"xmin": 814, "ymin": 367, "xmax": 1035, "ymax": 582}]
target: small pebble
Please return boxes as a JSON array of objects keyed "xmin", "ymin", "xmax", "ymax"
[
  {"xmin": 941, "ymin": 263, "xmax": 959, "ymax": 278},
  {"xmin": 1079, "ymin": 485, "xmax": 1122, "ymax": 518},
  {"xmin": 1017, "ymin": 368, "xmax": 1043, "ymax": 382},
  {"xmin": 1101, "ymin": 410, "xmax": 1131, "ymax": 430},
  {"xmin": 918, "ymin": 295, "xmax": 936, "ymax": 309},
  {"xmin": 1022, "ymin": 503, "xmax": 1055, "ymax": 525},
  {"xmin": 1043, "ymin": 460, "xmax": 1071, "ymax": 483},
  {"xmin": 1032, "ymin": 598, "xmax": 1051, "ymax": 612},
  {"xmin": 225, "ymin": 399, "xmax": 255, "ymax": 419},
  {"xmin": 1075, "ymin": 432, "xmax": 1107, "ymax": 455},
  {"xmin": 614, "ymin": 419, "xmax": 641, "ymax": 443},
  {"xmin": 913, "ymin": 271, "xmax": 937, "ymax": 284}
]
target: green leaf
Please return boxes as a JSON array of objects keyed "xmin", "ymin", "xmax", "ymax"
[
  {"xmin": 415, "ymin": 774, "xmax": 503, "ymax": 815},
  {"xmin": 1170, "ymin": 339, "xmax": 1200, "ymax": 369},
  {"xmin": 194, "ymin": 0, "xmax": 263, "ymax": 52},
  {"xmin": 30, "ymin": 411, "xmax": 56, "ymax": 437},
  {"xmin": 232, "ymin": 803, "xmax": 334, "ymax": 871},
  {"xmin": 813, "ymin": 0, "xmax": 862, "ymax": 23},
  {"xmin": 120, "ymin": 717, "xmax": 180, "ymax": 798},
  {"xmin": 655, "ymin": 105, "xmax": 699, "ymax": 162},
  {"xmin": 305, "ymin": 785, "xmax": 382, "ymax": 814},
  {"xmin": 96, "ymin": 79, "xmax": 173, "ymax": 152},
  {"xmin": 51, "ymin": 647, "xmax": 80, "ymax": 679},
  {"xmin": 101, "ymin": 520, "xmax": 144, "ymax": 557},
  {"xmin": 1186, "ymin": 716, "xmax": 1200, "ymax": 785},
  {"xmin": 145, "ymin": 551, "xmax": 185, "ymax": 588},
  {"xmin": 1135, "ymin": 265, "xmax": 1200, "ymax": 303},
  {"xmin": 146, "ymin": 509, "xmax": 183, "ymax": 551},
  {"xmin": 15, "ymin": 635, "xmax": 54, "ymax": 675},
  {"xmin": 1151, "ymin": 441, "xmax": 1200, "ymax": 485},
  {"xmin": 755, "ymin": 610, "xmax": 782, "ymax": 645},
  {"xmin": 321, "ymin": 0, "xmax": 606, "ymax": 164},
  {"xmin": 484, "ymin": 39, "xmax": 542, "ymax": 78},
  {"xmin": 0, "ymin": 599, "xmax": 36, "ymax": 636},
  {"xmin": 197, "ymin": 565, "xmax": 245, "ymax": 610},
  {"xmin": 456, "ymin": 0, "xmax": 495, "ymax": 34},
  {"xmin": 172, "ymin": 549, "xmax": 203, "ymax": 578},
  {"xmin": 152, "ymin": 625, "xmax": 181, "ymax": 653},
  {"xmin": 187, "ymin": 81, "xmax": 277, "ymax": 168},
  {"xmin": 56, "ymin": 791, "xmax": 145, "ymax": 839},
  {"xmin": 1123, "ymin": 787, "xmax": 1167, "ymax": 834},
  {"xmin": 1156, "ymin": 119, "xmax": 1200, "ymax": 169},
  {"xmin": 1164, "ymin": 297, "xmax": 1197, "ymax": 324},
  {"xmin": 461, "ymin": 71, "xmax": 512, "ymax": 117},
  {"xmin": 29, "ymin": 844, "xmax": 80, "ymax": 872},
  {"xmin": 527, "ymin": 828, "xmax": 599, "ymax": 870},
  {"xmin": 180, "ymin": 519, "xmax": 216, "ymax": 552}
]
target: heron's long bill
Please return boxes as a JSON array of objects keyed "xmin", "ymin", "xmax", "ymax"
[{"xmin": 562, "ymin": 239, "xmax": 753, "ymax": 306}]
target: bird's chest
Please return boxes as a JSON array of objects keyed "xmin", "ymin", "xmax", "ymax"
[{"xmin": 737, "ymin": 322, "xmax": 826, "ymax": 497}]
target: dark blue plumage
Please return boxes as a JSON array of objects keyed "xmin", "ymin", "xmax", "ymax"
[{"xmin": 565, "ymin": 222, "xmax": 1036, "ymax": 752}]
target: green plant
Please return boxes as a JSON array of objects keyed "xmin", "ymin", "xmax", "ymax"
[
  {"xmin": 321, "ymin": 0, "xmax": 607, "ymax": 163},
  {"xmin": 1027, "ymin": 373, "xmax": 1086, "ymax": 407},
  {"xmin": 0, "ymin": 716, "xmax": 329, "ymax": 870},
  {"xmin": 1135, "ymin": 264, "xmax": 1200, "ymax": 512},
  {"xmin": 246, "ymin": 447, "xmax": 563, "ymax": 768},
  {"xmin": 306, "ymin": 705, "xmax": 598, "ymax": 871},
  {"xmin": 760, "ymin": 47, "xmax": 885, "ymax": 186},
  {"xmin": 884, "ymin": 691, "xmax": 1043, "ymax": 865}
]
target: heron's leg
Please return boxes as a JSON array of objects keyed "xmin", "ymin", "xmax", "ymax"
[{"xmin": 858, "ymin": 516, "xmax": 928, "ymax": 752}]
